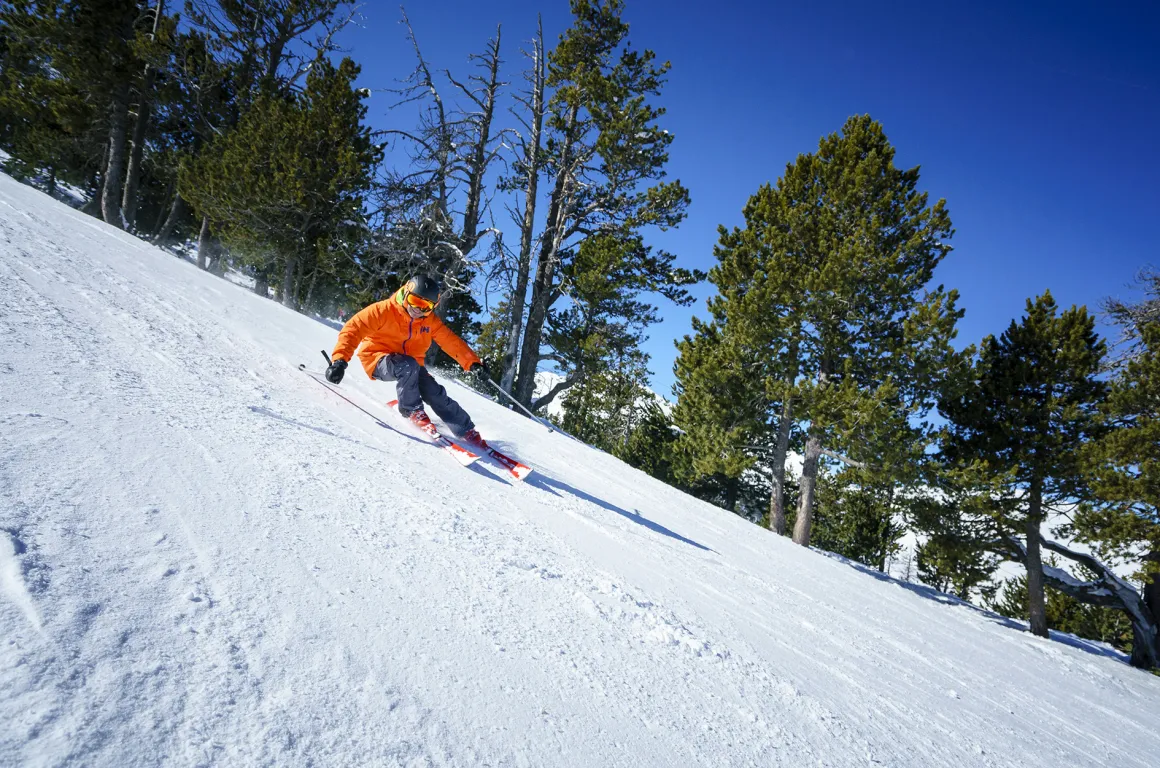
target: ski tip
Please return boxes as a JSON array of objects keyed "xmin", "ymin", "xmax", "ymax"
[{"xmin": 511, "ymin": 465, "xmax": 533, "ymax": 481}]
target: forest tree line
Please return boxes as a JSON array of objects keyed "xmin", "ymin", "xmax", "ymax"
[{"xmin": 2, "ymin": 0, "xmax": 1157, "ymax": 670}]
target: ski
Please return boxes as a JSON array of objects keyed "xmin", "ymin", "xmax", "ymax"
[
  {"xmin": 388, "ymin": 399, "xmax": 532, "ymax": 481},
  {"xmin": 473, "ymin": 441, "xmax": 533, "ymax": 481},
  {"xmin": 395, "ymin": 412, "xmax": 480, "ymax": 467},
  {"xmin": 300, "ymin": 365, "xmax": 479, "ymax": 467}
]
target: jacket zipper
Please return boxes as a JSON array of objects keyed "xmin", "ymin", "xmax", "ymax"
[{"xmin": 403, "ymin": 316, "xmax": 414, "ymax": 356}]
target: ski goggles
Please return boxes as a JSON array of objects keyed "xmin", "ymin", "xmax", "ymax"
[{"xmin": 404, "ymin": 291, "xmax": 436, "ymax": 312}]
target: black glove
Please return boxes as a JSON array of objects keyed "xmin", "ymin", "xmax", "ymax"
[
  {"xmin": 325, "ymin": 358, "xmax": 348, "ymax": 384},
  {"xmin": 469, "ymin": 359, "xmax": 491, "ymax": 385}
]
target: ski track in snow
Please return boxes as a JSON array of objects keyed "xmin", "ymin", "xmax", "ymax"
[{"xmin": 2, "ymin": 174, "xmax": 1160, "ymax": 766}]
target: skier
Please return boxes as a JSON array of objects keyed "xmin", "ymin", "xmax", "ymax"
[{"xmin": 324, "ymin": 276, "xmax": 490, "ymax": 440}]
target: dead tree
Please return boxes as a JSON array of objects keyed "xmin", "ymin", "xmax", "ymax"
[
  {"xmin": 497, "ymin": 17, "xmax": 546, "ymax": 392},
  {"xmin": 372, "ymin": 10, "xmax": 510, "ymax": 304}
]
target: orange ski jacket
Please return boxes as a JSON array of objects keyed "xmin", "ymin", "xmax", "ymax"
[{"xmin": 331, "ymin": 289, "xmax": 481, "ymax": 378}]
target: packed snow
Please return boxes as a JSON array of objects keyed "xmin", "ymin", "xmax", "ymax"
[{"xmin": 2, "ymin": 174, "xmax": 1159, "ymax": 766}]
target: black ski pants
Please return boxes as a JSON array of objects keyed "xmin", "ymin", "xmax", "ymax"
[{"xmin": 373, "ymin": 354, "xmax": 474, "ymax": 436}]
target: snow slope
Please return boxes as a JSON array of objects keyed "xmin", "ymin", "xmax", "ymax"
[{"xmin": 2, "ymin": 174, "xmax": 1159, "ymax": 767}]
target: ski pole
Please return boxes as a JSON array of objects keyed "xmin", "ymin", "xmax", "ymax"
[
  {"xmin": 323, "ymin": 348, "xmax": 554, "ymax": 435},
  {"xmin": 483, "ymin": 376, "xmax": 554, "ymax": 434}
]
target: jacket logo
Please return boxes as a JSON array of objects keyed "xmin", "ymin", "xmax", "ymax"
[{"xmin": 419, "ymin": 327, "xmax": 431, "ymax": 334}]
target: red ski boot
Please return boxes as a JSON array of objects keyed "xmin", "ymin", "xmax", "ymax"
[
  {"xmin": 460, "ymin": 427, "xmax": 487, "ymax": 449},
  {"xmin": 406, "ymin": 408, "xmax": 438, "ymax": 439}
]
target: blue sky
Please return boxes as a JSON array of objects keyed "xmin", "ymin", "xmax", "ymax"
[{"xmin": 337, "ymin": 0, "xmax": 1160, "ymax": 397}]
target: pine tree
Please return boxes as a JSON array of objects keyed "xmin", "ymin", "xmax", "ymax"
[
  {"xmin": 0, "ymin": 0, "xmax": 152, "ymax": 219},
  {"xmin": 812, "ymin": 472, "xmax": 906, "ymax": 572},
  {"xmin": 618, "ymin": 399, "xmax": 678, "ymax": 483},
  {"xmin": 940, "ymin": 292, "xmax": 1107, "ymax": 638},
  {"xmin": 1074, "ymin": 296, "xmax": 1160, "ymax": 667},
  {"xmin": 674, "ymin": 115, "xmax": 960, "ymax": 544},
  {"xmin": 671, "ymin": 319, "xmax": 777, "ymax": 522},
  {"xmin": 0, "ymin": 1, "xmax": 94, "ymax": 194},
  {"xmin": 180, "ymin": 56, "xmax": 380, "ymax": 309},
  {"xmin": 538, "ymin": 233, "xmax": 695, "ymax": 412},
  {"xmin": 911, "ymin": 486, "xmax": 1001, "ymax": 601}
]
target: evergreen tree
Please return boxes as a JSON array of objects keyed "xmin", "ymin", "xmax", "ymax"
[
  {"xmin": 618, "ymin": 399, "xmax": 678, "ymax": 483},
  {"xmin": 180, "ymin": 56, "xmax": 380, "ymax": 309},
  {"xmin": 671, "ymin": 316, "xmax": 783, "ymax": 525},
  {"xmin": 812, "ymin": 472, "xmax": 906, "ymax": 572},
  {"xmin": 0, "ymin": 0, "xmax": 157, "ymax": 220},
  {"xmin": 559, "ymin": 344, "xmax": 652, "ymax": 452},
  {"xmin": 541, "ymin": 233, "xmax": 694, "ymax": 410},
  {"xmin": 910, "ymin": 485, "xmax": 1001, "ymax": 601},
  {"xmin": 940, "ymin": 292, "xmax": 1107, "ymax": 638},
  {"xmin": 674, "ymin": 115, "xmax": 960, "ymax": 544},
  {"xmin": 1074, "ymin": 293, "xmax": 1160, "ymax": 667},
  {"xmin": 0, "ymin": 0, "xmax": 97, "ymax": 194}
]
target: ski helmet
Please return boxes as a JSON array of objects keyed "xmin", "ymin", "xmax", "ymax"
[{"xmin": 407, "ymin": 274, "xmax": 442, "ymax": 302}]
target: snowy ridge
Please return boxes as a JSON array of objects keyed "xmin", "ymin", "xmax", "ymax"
[{"xmin": 2, "ymin": 174, "xmax": 1159, "ymax": 766}]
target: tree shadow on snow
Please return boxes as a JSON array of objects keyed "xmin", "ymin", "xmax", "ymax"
[
  {"xmin": 527, "ymin": 474, "xmax": 714, "ymax": 553},
  {"xmin": 820, "ymin": 551, "xmax": 1128, "ymax": 665}
]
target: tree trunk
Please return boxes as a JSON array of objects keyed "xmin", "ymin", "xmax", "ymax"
[
  {"xmin": 501, "ymin": 21, "xmax": 546, "ymax": 392},
  {"xmin": 121, "ymin": 70, "xmax": 156, "ymax": 230},
  {"xmin": 792, "ymin": 430, "xmax": 823, "ymax": 546},
  {"xmin": 101, "ymin": 81, "xmax": 131, "ymax": 229},
  {"xmin": 254, "ymin": 269, "xmax": 270, "ymax": 298},
  {"xmin": 723, "ymin": 476, "xmax": 738, "ymax": 515},
  {"xmin": 793, "ymin": 361, "xmax": 829, "ymax": 546},
  {"xmin": 1140, "ymin": 551, "xmax": 1160, "ymax": 667},
  {"xmin": 878, "ymin": 485, "xmax": 896, "ymax": 572},
  {"xmin": 46, "ymin": 166, "xmax": 57, "ymax": 198},
  {"xmin": 281, "ymin": 256, "xmax": 298, "ymax": 309},
  {"xmin": 292, "ymin": 258, "xmax": 305, "ymax": 307},
  {"xmin": 196, "ymin": 216, "xmax": 212, "ymax": 270},
  {"xmin": 1144, "ymin": 552, "xmax": 1160, "ymax": 622},
  {"xmin": 514, "ymin": 249, "xmax": 556, "ymax": 406},
  {"xmin": 768, "ymin": 339, "xmax": 800, "ymax": 535},
  {"xmin": 147, "ymin": 182, "xmax": 174, "ymax": 239},
  {"xmin": 152, "ymin": 192, "xmax": 184, "ymax": 245},
  {"xmin": 768, "ymin": 396, "xmax": 793, "ymax": 535},
  {"xmin": 513, "ymin": 102, "xmax": 579, "ymax": 406},
  {"xmin": 1024, "ymin": 482, "xmax": 1050, "ymax": 638},
  {"xmin": 122, "ymin": 1, "xmax": 165, "ymax": 230},
  {"xmin": 304, "ymin": 268, "xmax": 318, "ymax": 312},
  {"xmin": 1032, "ymin": 537, "xmax": 1159, "ymax": 669}
]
